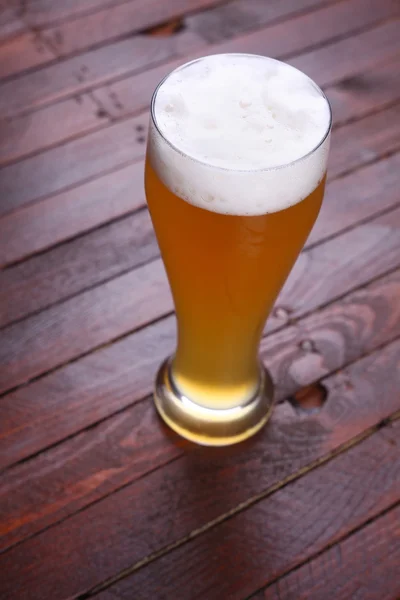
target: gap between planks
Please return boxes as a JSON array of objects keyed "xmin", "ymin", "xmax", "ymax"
[{"xmin": 78, "ymin": 409, "xmax": 400, "ymax": 598}]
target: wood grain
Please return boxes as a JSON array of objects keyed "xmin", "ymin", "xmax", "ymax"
[
  {"xmin": 1, "ymin": 71, "xmax": 398, "ymax": 269},
  {"xmin": 308, "ymin": 152, "xmax": 400, "ymax": 247},
  {"xmin": 1, "ymin": 258, "xmax": 400, "ymax": 471},
  {"xmin": 327, "ymin": 53, "xmax": 400, "ymax": 126},
  {"xmin": 40, "ymin": 0, "xmax": 229, "ymax": 57},
  {"xmin": 22, "ymin": 0, "xmax": 226, "ymax": 28},
  {"xmin": 92, "ymin": 16, "xmax": 400, "ymax": 120},
  {"xmin": 102, "ymin": 417, "xmax": 400, "ymax": 600},
  {"xmin": 0, "ymin": 208, "xmax": 157, "ymax": 326},
  {"xmin": 1, "ymin": 265, "xmax": 400, "ymax": 547},
  {"xmin": 0, "ymin": 31, "xmax": 56, "ymax": 80},
  {"xmin": 262, "ymin": 506, "xmax": 400, "ymax": 600},
  {"xmin": 186, "ymin": 0, "xmax": 399, "ymax": 45},
  {"xmin": 2, "ymin": 195, "xmax": 400, "ymax": 395},
  {"xmin": 0, "ymin": 161, "xmax": 145, "ymax": 267},
  {"xmin": 0, "ymin": 29, "xmax": 201, "ymax": 118},
  {"xmin": 1, "ymin": 128, "xmax": 399, "ymax": 330},
  {"xmin": 0, "ymin": 343, "xmax": 399, "ymax": 599},
  {"xmin": 0, "ymin": 257, "xmax": 173, "ymax": 394},
  {"xmin": 1, "ymin": 4, "xmax": 399, "ymax": 168},
  {"xmin": 0, "ymin": 92, "xmax": 108, "ymax": 167},
  {"xmin": 0, "ymin": 2, "xmax": 27, "ymax": 42},
  {"xmin": 1, "ymin": 184, "xmax": 400, "ymax": 398},
  {"xmin": 0, "ymin": 110, "xmax": 149, "ymax": 217},
  {"xmin": 326, "ymin": 103, "xmax": 400, "ymax": 180}
]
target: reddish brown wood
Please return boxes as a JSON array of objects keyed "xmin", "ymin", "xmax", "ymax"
[
  {"xmin": 0, "ymin": 110, "xmax": 149, "ymax": 218},
  {"xmin": 0, "ymin": 257, "xmax": 173, "ymax": 394},
  {"xmin": 0, "ymin": 29, "xmax": 201, "ymax": 118},
  {"xmin": 308, "ymin": 152, "xmax": 400, "ymax": 247},
  {"xmin": 103, "ymin": 417, "xmax": 400, "ymax": 600},
  {"xmin": 0, "ymin": 316, "xmax": 175, "ymax": 471},
  {"xmin": 1, "ymin": 3, "xmax": 398, "ymax": 167},
  {"xmin": 266, "ymin": 205, "xmax": 400, "ymax": 332},
  {"xmin": 40, "ymin": 0, "xmax": 227, "ymax": 57},
  {"xmin": 0, "ymin": 161, "xmax": 145, "ymax": 267},
  {"xmin": 23, "ymin": 0, "xmax": 226, "ymax": 28},
  {"xmin": 261, "ymin": 268, "xmax": 400, "ymax": 399},
  {"xmin": 1, "ymin": 266, "xmax": 399, "ymax": 548},
  {"xmin": 0, "ymin": 208, "xmax": 156, "ymax": 326},
  {"xmin": 16, "ymin": 0, "xmax": 143, "ymax": 28},
  {"xmin": 187, "ymin": 0, "xmax": 399, "ymax": 45},
  {"xmin": 0, "ymin": 31, "xmax": 56, "ymax": 80},
  {"xmin": 327, "ymin": 54, "xmax": 400, "ymax": 126},
  {"xmin": 0, "ymin": 92, "xmax": 108, "ymax": 167},
  {"xmin": 0, "ymin": 348, "xmax": 398, "ymax": 600},
  {"xmin": 0, "ymin": 4, "xmax": 398, "ymax": 600},
  {"xmin": 0, "ymin": 91, "xmax": 398, "ymax": 246},
  {"xmin": 1, "ymin": 257, "xmax": 399, "ymax": 471},
  {"xmin": 0, "ymin": 124, "xmax": 398, "ymax": 329},
  {"xmin": 0, "ymin": 151, "xmax": 396, "ymax": 353},
  {"xmin": 327, "ymin": 104, "xmax": 400, "ymax": 180},
  {"xmin": 0, "ymin": 2, "xmax": 27, "ymax": 42},
  {"xmin": 93, "ymin": 16, "xmax": 400, "ymax": 120},
  {"xmin": 1, "ymin": 79, "xmax": 398, "ymax": 271},
  {"xmin": 2, "ymin": 184, "xmax": 400, "ymax": 396},
  {"xmin": 261, "ymin": 506, "xmax": 400, "ymax": 600},
  {"xmin": 289, "ymin": 18, "xmax": 400, "ymax": 87}
]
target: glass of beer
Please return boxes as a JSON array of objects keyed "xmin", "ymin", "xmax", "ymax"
[{"xmin": 145, "ymin": 53, "xmax": 331, "ymax": 446}]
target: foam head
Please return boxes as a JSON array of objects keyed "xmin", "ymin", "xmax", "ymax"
[{"xmin": 148, "ymin": 54, "xmax": 331, "ymax": 216}]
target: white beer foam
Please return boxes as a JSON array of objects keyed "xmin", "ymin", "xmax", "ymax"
[{"xmin": 149, "ymin": 54, "xmax": 331, "ymax": 216}]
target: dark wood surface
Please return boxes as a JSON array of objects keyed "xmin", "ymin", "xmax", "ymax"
[{"xmin": 0, "ymin": 1, "xmax": 399, "ymax": 599}]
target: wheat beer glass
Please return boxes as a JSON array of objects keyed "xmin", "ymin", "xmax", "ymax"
[{"xmin": 145, "ymin": 54, "xmax": 331, "ymax": 446}]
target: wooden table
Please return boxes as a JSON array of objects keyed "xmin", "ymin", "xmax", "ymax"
[{"xmin": 0, "ymin": 1, "xmax": 399, "ymax": 598}]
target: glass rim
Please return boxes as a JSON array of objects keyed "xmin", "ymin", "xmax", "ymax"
[{"xmin": 150, "ymin": 53, "xmax": 332, "ymax": 174}]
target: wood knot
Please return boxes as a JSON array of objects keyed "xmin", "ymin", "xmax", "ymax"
[
  {"xmin": 289, "ymin": 383, "xmax": 327, "ymax": 415},
  {"xmin": 142, "ymin": 18, "xmax": 185, "ymax": 37}
]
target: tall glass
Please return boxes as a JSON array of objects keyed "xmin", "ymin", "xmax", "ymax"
[{"xmin": 145, "ymin": 54, "xmax": 331, "ymax": 445}]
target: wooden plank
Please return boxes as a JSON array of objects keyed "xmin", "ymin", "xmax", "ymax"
[
  {"xmin": 0, "ymin": 257, "xmax": 173, "ymax": 394},
  {"xmin": 0, "ymin": 31, "xmax": 56, "ymax": 80},
  {"xmin": 0, "ymin": 110, "xmax": 149, "ymax": 218},
  {"xmin": 327, "ymin": 53, "xmax": 400, "ymax": 126},
  {"xmin": 0, "ymin": 343, "xmax": 399, "ymax": 599},
  {"xmin": 326, "ymin": 104, "xmax": 400, "ymax": 181},
  {"xmin": 1, "ymin": 60, "xmax": 398, "ymax": 269},
  {"xmin": 0, "ymin": 2, "xmax": 27, "ymax": 42},
  {"xmin": 1, "ymin": 111, "xmax": 399, "ymax": 327},
  {"xmin": 186, "ymin": 0, "xmax": 400, "ymax": 45},
  {"xmin": 0, "ymin": 316, "xmax": 176, "ymax": 471},
  {"xmin": 0, "ymin": 79, "xmax": 398, "ymax": 224},
  {"xmin": 0, "ymin": 29, "xmax": 202, "ymax": 119},
  {"xmin": 41, "ymin": 0, "xmax": 231, "ymax": 57},
  {"xmin": 22, "ymin": 0, "xmax": 226, "ymax": 28},
  {"xmin": 0, "ymin": 92, "xmax": 109, "ymax": 167},
  {"xmin": 262, "ymin": 507, "xmax": 400, "ymax": 600},
  {"xmin": 1, "ymin": 5, "xmax": 398, "ymax": 163},
  {"xmin": 0, "ymin": 208, "xmax": 157, "ymax": 326},
  {"xmin": 100, "ymin": 417, "xmax": 400, "ymax": 600},
  {"xmin": 1, "ymin": 265, "xmax": 400, "ymax": 547},
  {"xmin": 17, "ymin": 0, "xmax": 141, "ymax": 27},
  {"xmin": 308, "ymin": 152, "xmax": 400, "ymax": 247},
  {"xmin": 93, "ymin": 16, "xmax": 400, "ymax": 119},
  {"xmin": 289, "ymin": 18, "xmax": 400, "ymax": 88},
  {"xmin": 2, "ymin": 251, "xmax": 400, "ymax": 473},
  {"xmin": 1, "ymin": 190, "xmax": 400, "ymax": 395},
  {"xmin": 0, "ymin": 161, "xmax": 145, "ymax": 267}
]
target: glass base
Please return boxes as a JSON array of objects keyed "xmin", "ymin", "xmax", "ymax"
[{"xmin": 154, "ymin": 357, "xmax": 275, "ymax": 446}]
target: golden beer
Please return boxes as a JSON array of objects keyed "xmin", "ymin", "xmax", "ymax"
[{"xmin": 145, "ymin": 53, "xmax": 331, "ymax": 445}]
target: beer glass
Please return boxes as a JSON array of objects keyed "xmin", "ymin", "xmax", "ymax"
[{"xmin": 145, "ymin": 54, "xmax": 331, "ymax": 445}]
